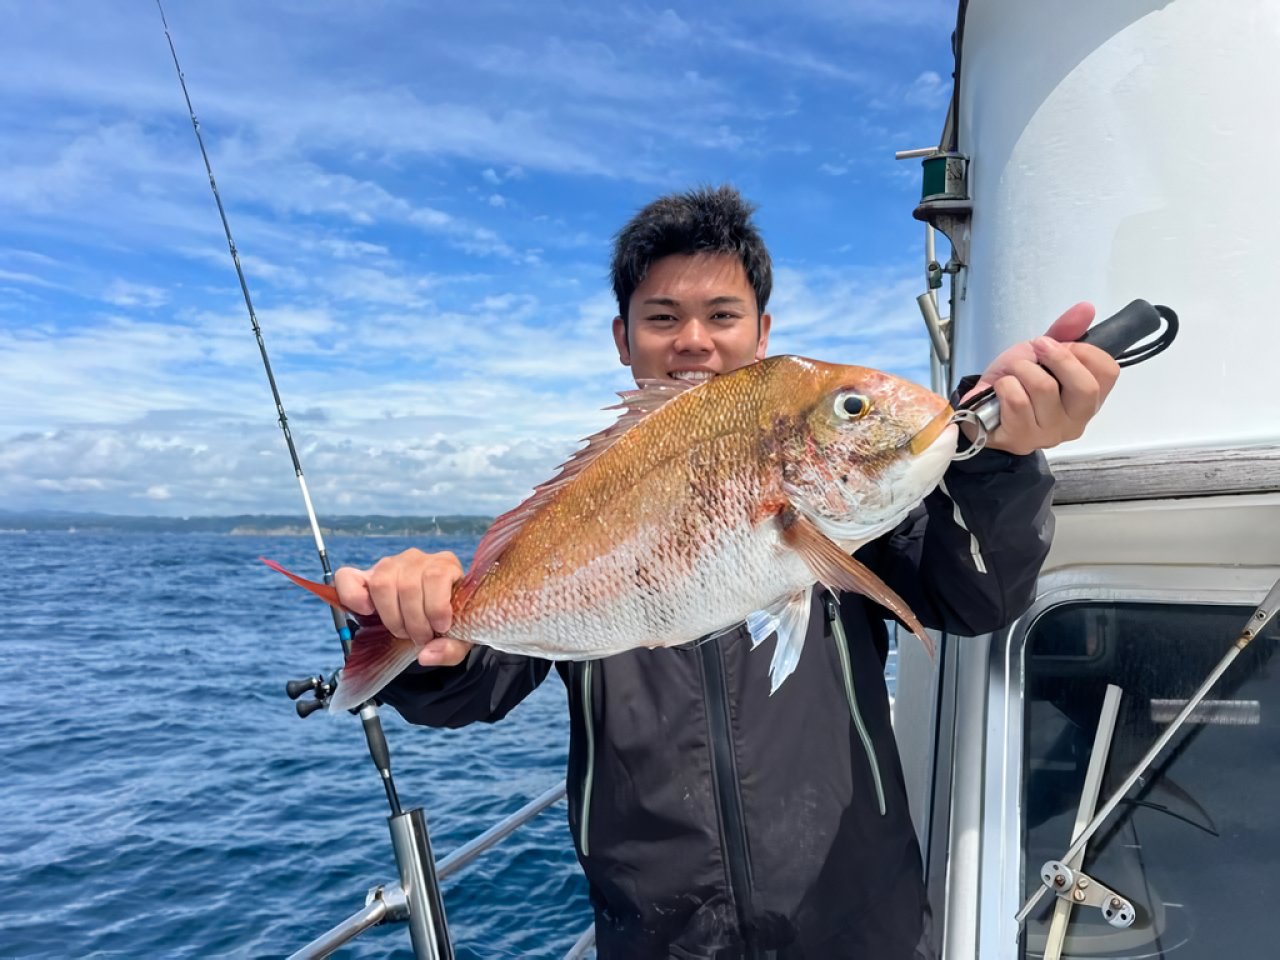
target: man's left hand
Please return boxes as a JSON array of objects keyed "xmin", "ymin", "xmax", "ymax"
[{"xmin": 960, "ymin": 302, "xmax": 1121, "ymax": 456}]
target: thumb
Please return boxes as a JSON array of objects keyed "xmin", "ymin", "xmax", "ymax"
[{"xmin": 1042, "ymin": 302, "xmax": 1096, "ymax": 343}]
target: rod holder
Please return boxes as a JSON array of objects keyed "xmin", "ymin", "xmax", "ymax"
[{"xmin": 388, "ymin": 808, "xmax": 454, "ymax": 960}]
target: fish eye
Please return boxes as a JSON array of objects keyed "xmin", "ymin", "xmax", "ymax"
[{"xmin": 834, "ymin": 392, "xmax": 872, "ymax": 421}]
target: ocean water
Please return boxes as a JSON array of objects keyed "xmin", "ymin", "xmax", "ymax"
[
  {"xmin": 0, "ymin": 531, "xmax": 898, "ymax": 959},
  {"xmin": 1, "ymin": 532, "xmax": 586, "ymax": 959}
]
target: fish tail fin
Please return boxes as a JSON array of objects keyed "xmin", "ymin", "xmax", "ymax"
[
  {"xmin": 326, "ymin": 627, "xmax": 420, "ymax": 713},
  {"xmin": 260, "ymin": 556, "xmax": 341, "ymax": 607},
  {"xmin": 260, "ymin": 557, "xmax": 418, "ymax": 713}
]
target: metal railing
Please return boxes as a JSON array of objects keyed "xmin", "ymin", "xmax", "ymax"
[{"xmin": 289, "ymin": 781, "xmax": 596, "ymax": 959}]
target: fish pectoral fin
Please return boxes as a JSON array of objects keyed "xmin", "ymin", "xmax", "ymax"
[
  {"xmin": 746, "ymin": 589, "xmax": 813, "ymax": 694},
  {"xmin": 780, "ymin": 508, "xmax": 935, "ymax": 659}
]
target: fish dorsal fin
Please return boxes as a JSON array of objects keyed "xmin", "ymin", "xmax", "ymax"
[{"xmin": 456, "ymin": 378, "xmax": 694, "ymax": 603}]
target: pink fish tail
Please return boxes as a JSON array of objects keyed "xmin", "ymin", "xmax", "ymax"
[{"xmin": 260, "ymin": 556, "xmax": 417, "ymax": 712}]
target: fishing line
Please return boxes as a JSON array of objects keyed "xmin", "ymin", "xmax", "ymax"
[
  {"xmin": 155, "ymin": 2, "xmax": 413, "ymax": 826},
  {"xmin": 155, "ymin": 0, "xmax": 341, "ymax": 610}
]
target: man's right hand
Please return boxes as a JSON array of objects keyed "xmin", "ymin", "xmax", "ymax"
[{"xmin": 334, "ymin": 549, "xmax": 474, "ymax": 667}]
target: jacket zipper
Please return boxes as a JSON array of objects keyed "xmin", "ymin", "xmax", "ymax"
[
  {"xmin": 698, "ymin": 638, "xmax": 757, "ymax": 947},
  {"xmin": 579, "ymin": 659, "xmax": 596, "ymax": 856},
  {"xmin": 826, "ymin": 595, "xmax": 887, "ymax": 816}
]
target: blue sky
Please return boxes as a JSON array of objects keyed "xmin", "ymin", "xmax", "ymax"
[{"xmin": 0, "ymin": 0, "xmax": 956, "ymax": 517}]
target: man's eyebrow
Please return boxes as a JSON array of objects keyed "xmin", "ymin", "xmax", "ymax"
[{"xmin": 639, "ymin": 295, "xmax": 749, "ymax": 307}]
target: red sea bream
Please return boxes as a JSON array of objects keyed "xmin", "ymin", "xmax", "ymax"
[{"xmin": 267, "ymin": 355, "xmax": 957, "ymax": 711}]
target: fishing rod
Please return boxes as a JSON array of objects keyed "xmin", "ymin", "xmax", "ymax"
[{"xmin": 154, "ymin": 4, "xmax": 451, "ymax": 956}]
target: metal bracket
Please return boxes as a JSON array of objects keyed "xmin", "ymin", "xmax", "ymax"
[
  {"xmin": 367, "ymin": 882, "xmax": 410, "ymax": 923},
  {"xmin": 911, "ymin": 152, "xmax": 972, "ymax": 300},
  {"xmin": 1039, "ymin": 861, "xmax": 1136, "ymax": 929}
]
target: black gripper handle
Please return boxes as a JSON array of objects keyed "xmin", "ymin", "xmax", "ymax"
[{"xmin": 1077, "ymin": 299, "xmax": 1162, "ymax": 359}]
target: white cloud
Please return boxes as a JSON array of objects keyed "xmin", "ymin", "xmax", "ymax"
[
  {"xmin": 103, "ymin": 279, "xmax": 169, "ymax": 308},
  {"xmin": 904, "ymin": 70, "xmax": 950, "ymax": 108},
  {"xmin": 0, "ymin": 268, "xmax": 59, "ymax": 289},
  {"xmin": 0, "ymin": 0, "xmax": 955, "ymax": 518}
]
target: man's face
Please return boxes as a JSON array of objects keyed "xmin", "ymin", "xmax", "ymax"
[{"xmin": 612, "ymin": 253, "xmax": 771, "ymax": 385}]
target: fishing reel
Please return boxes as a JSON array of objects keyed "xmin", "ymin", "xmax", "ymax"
[
  {"xmin": 286, "ymin": 617, "xmax": 361, "ymax": 717},
  {"xmin": 285, "ymin": 671, "xmax": 339, "ymax": 718}
]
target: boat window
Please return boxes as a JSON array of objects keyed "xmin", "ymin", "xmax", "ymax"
[{"xmin": 1020, "ymin": 601, "xmax": 1279, "ymax": 959}]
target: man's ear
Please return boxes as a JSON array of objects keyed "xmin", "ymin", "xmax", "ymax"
[
  {"xmin": 612, "ymin": 315, "xmax": 632, "ymax": 365},
  {"xmin": 755, "ymin": 313, "xmax": 772, "ymax": 361}
]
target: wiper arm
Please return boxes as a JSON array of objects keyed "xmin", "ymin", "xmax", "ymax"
[{"xmin": 1017, "ymin": 575, "xmax": 1280, "ymax": 926}]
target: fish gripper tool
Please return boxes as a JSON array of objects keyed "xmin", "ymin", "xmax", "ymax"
[{"xmin": 952, "ymin": 298, "xmax": 1179, "ymax": 459}]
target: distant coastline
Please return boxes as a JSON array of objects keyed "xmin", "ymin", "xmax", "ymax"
[{"xmin": 0, "ymin": 510, "xmax": 493, "ymax": 536}]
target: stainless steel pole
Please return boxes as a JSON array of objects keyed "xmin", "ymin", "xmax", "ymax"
[{"xmin": 389, "ymin": 808, "xmax": 454, "ymax": 960}]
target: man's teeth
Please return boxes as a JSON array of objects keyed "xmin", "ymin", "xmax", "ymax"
[{"xmin": 671, "ymin": 371, "xmax": 715, "ymax": 382}]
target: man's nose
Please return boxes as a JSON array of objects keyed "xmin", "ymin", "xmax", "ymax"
[{"xmin": 674, "ymin": 318, "xmax": 712, "ymax": 353}]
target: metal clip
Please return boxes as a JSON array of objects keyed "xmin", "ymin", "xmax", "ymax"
[
  {"xmin": 950, "ymin": 407, "xmax": 988, "ymax": 460},
  {"xmin": 1039, "ymin": 861, "xmax": 1135, "ymax": 928}
]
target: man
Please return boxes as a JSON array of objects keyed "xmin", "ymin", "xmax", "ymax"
[{"xmin": 336, "ymin": 186, "xmax": 1118, "ymax": 958}]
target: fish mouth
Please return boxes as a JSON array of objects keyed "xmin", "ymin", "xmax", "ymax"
[{"xmin": 907, "ymin": 404, "xmax": 955, "ymax": 455}]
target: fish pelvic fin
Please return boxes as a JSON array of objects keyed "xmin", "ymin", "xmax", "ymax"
[
  {"xmin": 746, "ymin": 589, "xmax": 813, "ymax": 694},
  {"xmin": 779, "ymin": 508, "xmax": 935, "ymax": 658},
  {"xmin": 260, "ymin": 557, "xmax": 418, "ymax": 713},
  {"xmin": 456, "ymin": 378, "xmax": 695, "ymax": 606}
]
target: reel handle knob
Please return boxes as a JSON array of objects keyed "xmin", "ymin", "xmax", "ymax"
[
  {"xmin": 296, "ymin": 697, "xmax": 328, "ymax": 719},
  {"xmin": 286, "ymin": 675, "xmax": 323, "ymax": 700}
]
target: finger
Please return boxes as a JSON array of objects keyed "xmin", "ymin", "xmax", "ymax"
[
  {"xmin": 417, "ymin": 637, "xmax": 473, "ymax": 668},
  {"xmin": 1032, "ymin": 338, "xmax": 1100, "ymax": 428},
  {"xmin": 960, "ymin": 378, "xmax": 989, "ymax": 405},
  {"xmin": 396, "ymin": 562, "xmax": 434, "ymax": 644},
  {"xmin": 423, "ymin": 576, "xmax": 454, "ymax": 636},
  {"xmin": 1042, "ymin": 302, "xmax": 1096, "ymax": 343},
  {"xmin": 989, "ymin": 374, "xmax": 1037, "ymax": 454},
  {"xmin": 367, "ymin": 566, "xmax": 407, "ymax": 640},
  {"xmin": 1067, "ymin": 343, "xmax": 1121, "ymax": 406},
  {"xmin": 1007, "ymin": 357, "xmax": 1065, "ymax": 435},
  {"xmin": 334, "ymin": 566, "xmax": 375, "ymax": 616}
]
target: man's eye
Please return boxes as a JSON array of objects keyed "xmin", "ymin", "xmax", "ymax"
[
  {"xmin": 646, "ymin": 315, "xmax": 678, "ymax": 325},
  {"xmin": 710, "ymin": 312, "xmax": 742, "ymax": 322}
]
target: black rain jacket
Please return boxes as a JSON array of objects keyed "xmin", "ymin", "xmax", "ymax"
[{"xmin": 380, "ymin": 447, "xmax": 1055, "ymax": 959}]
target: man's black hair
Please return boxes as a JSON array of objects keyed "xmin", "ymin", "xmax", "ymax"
[{"xmin": 610, "ymin": 185, "xmax": 772, "ymax": 328}]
